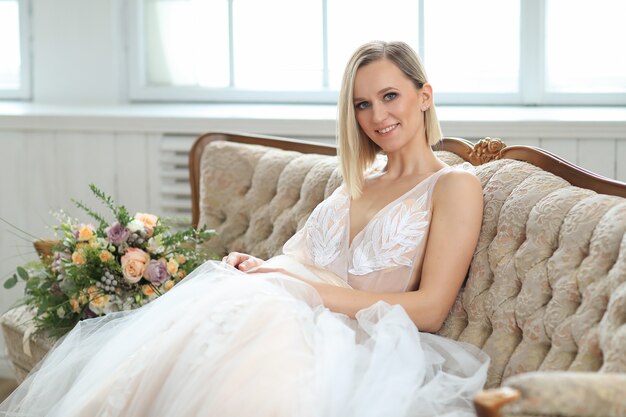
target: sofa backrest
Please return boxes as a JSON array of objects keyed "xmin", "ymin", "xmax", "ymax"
[
  {"xmin": 441, "ymin": 159, "xmax": 626, "ymax": 388},
  {"xmin": 192, "ymin": 133, "xmax": 626, "ymax": 389}
]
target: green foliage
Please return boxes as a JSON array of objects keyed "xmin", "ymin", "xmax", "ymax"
[
  {"xmin": 17, "ymin": 266, "xmax": 29, "ymax": 280},
  {"xmin": 71, "ymin": 199, "xmax": 109, "ymax": 232},
  {"xmin": 3, "ymin": 275, "xmax": 18, "ymax": 289}
]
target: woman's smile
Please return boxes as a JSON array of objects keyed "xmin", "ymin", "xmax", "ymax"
[{"xmin": 376, "ymin": 123, "xmax": 399, "ymax": 135}]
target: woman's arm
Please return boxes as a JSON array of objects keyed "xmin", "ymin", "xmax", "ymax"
[{"xmin": 311, "ymin": 170, "xmax": 483, "ymax": 333}]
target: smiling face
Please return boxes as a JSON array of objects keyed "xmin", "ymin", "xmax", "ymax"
[{"xmin": 352, "ymin": 58, "xmax": 431, "ymax": 154}]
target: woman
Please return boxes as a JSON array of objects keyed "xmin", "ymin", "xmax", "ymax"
[{"xmin": 1, "ymin": 41, "xmax": 488, "ymax": 417}]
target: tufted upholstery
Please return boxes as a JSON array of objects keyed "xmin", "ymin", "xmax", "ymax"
[
  {"xmin": 438, "ymin": 159, "xmax": 626, "ymax": 388},
  {"xmin": 197, "ymin": 141, "xmax": 465, "ymax": 259},
  {"xmin": 196, "ymin": 140, "xmax": 626, "ymax": 411}
]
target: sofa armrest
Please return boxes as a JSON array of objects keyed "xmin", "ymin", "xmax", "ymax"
[
  {"xmin": 475, "ymin": 372, "xmax": 626, "ymax": 417},
  {"xmin": 1, "ymin": 305, "xmax": 55, "ymax": 382}
]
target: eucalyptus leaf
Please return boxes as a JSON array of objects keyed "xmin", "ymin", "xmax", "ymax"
[
  {"xmin": 3, "ymin": 276, "xmax": 18, "ymax": 289},
  {"xmin": 17, "ymin": 267, "xmax": 29, "ymax": 281}
]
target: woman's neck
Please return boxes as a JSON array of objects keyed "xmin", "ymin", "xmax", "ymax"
[{"xmin": 384, "ymin": 140, "xmax": 444, "ymax": 179}]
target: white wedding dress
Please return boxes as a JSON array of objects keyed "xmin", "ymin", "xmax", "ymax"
[{"xmin": 0, "ymin": 164, "xmax": 489, "ymax": 417}]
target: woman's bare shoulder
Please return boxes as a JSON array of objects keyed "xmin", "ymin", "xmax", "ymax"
[{"xmin": 432, "ymin": 168, "xmax": 482, "ymax": 208}]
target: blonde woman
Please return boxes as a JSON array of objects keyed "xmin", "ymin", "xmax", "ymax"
[{"xmin": 1, "ymin": 41, "xmax": 488, "ymax": 417}]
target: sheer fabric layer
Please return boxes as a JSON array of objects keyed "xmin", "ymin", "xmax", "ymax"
[{"xmin": 1, "ymin": 259, "xmax": 488, "ymax": 417}]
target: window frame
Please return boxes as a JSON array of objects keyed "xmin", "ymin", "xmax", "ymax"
[
  {"xmin": 0, "ymin": 0, "xmax": 31, "ymax": 100},
  {"xmin": 127, "ymin": 0, "xmax": 626, "ymax": 106}
]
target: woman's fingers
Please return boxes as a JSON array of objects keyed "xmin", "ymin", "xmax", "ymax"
[
  {"xmin": 222, "ymin": 252, "xmax": 264, "ymax": 271},
  {"xmin": 223, "ymin": 252, "xmax": 246, "ymax": 267},
  {"xmin": 238, "ymin": 258, "xmax": 252, "ymax": 271},
  {"xmin": 238, "ymin": 257, "xmax": 263, "ymax": 271}
]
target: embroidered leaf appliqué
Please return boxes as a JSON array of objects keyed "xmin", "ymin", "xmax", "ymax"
[
  {"xmin": 306, "ymin": 191, "xmax": 349, "ymax": 267},
  {"xmin": 349, "ymin": 193, "xmax": 429, "ymax": 275}
]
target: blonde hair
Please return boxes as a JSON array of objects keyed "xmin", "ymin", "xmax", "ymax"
[{"xmin": 337, "ymin": 41, "xmax": 443, "ymax": 199}]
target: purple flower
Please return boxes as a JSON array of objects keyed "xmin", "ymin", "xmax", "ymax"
[
  {"xmin": 106, "ymin": 222, "xmax": 130, "ymax": 245},
  {"xmin": 83, "ymin": 308, "xmax": 97, "ymax": 319},
  {"xmin": 51, "ymin": 251, "xmax": 70, "ymax": 273},
  {"xmin": 143, "ymin": 259, "xmax": 169, "ymax": 286}
]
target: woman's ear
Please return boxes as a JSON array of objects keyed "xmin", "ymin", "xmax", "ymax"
[{"xmin": 420, "ymin": 83, "xmax": 433, "ymax": 111}]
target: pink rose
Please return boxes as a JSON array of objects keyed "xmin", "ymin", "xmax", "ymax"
[{"xmin": 120, "ymin": 248, "xmax": 150, "ymax": 283}]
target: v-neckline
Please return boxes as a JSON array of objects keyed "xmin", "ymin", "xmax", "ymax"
[{"xmin": 346, "ymin": 166, "xmax": 446, "ymax": 249}]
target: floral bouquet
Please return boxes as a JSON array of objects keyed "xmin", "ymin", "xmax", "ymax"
[{"xmin": 4, "ymin": 184, "xmax": 216, "ymax": 336}]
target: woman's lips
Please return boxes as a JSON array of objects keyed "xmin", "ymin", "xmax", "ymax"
[{"xmin": 376, "ymin": 123, "xmax": 399, "ymax": 135}]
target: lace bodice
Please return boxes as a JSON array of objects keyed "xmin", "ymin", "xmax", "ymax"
[{"xmin": 282, "ymin": 163, "xmax": 474, "ymax": 292}]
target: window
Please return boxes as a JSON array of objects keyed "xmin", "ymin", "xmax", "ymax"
[
  {"xmin": 129, "ymin": 0, "xmax": 626, "ymax": 105},
  {"xmin": 0, "ymin": 0, "xmax": 30, "ymax": 99},
  {"xmin": 544, "ymin": 0, "xmax": 626, "ymax": 104}
]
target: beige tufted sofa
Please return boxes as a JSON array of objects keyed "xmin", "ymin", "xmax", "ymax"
[
  {"xmin": 191, "ymin": 133, "xmax": 626, "ymax": 417},
  {"xmin": 3, "ymin": 132, "xmax": 625, "ymax": 416}
]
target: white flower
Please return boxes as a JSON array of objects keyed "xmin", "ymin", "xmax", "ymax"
[
  {"xmin": 121, "ymin": 296, "xmax": 135, "ymax": 311},
  {"xmin": 146, "ymin": 235, "xmax": 165, "ymax": 254},
  {"xmin": 127, "ymin": 219, "xmax": 144, "ymax": 233},
  {"xmin": 56, "ymin": 306, "xmax": 66, "ymax": 318}
]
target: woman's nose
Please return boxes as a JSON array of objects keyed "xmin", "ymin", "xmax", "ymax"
[{"xmin": 372, "ymin": 102, "xmax": 387, "ymax": 123}]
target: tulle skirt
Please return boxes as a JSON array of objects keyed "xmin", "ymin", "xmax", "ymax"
[{"xmin": 0, "ymin": 258, "xmax": 489, "ymax": 417}]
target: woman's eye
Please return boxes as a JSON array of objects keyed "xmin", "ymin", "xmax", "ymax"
[
  {"xmin": 355, "ymin": 101, "xmax": 369, "ymax": 110},
  {"xmin": 384, "ymin": 92, "xmax": 397, "ymax": 101}
]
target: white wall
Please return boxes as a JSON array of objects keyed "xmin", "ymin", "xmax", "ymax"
[{"xmin": 32, "ymin": 0, "xmax": 125, "ymax": 104}]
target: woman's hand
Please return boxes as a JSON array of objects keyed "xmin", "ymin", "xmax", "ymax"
[{"xmin": 222, "ymin": 252, "xmax": 265, "ymax": 272}]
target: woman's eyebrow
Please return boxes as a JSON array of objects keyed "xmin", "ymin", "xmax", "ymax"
[{"xmin": 353, "ymin": 86, "xmax": 397, "ymax": 102}]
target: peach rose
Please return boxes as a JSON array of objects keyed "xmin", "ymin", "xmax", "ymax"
[
  {"xmin": 141, "ymin": 284, "xmax": 158, "ymax": 301},
  {"xmin": 89, "ymin": 292, "xmax": 110, "ymax": 315},
  {"xmin": 99, "ymin": 250, "xmax": 113, "ymax": 263},
  {"xmin": 162, "ymin": 280, "xmax": 175, "ymax": 292},
  {"xmin": 77, "ymin": 225, "xmax": 95, "ymax": 242},
  {"xmin": 71, "ymin": 251, "xmax": 86, "ymax": 265},
  {"xmin": 134, "ymin": 213, "xmax": 158, "ymax": 236},
  {"xmin": 121, "ymin": 248, "xmax": 150, "ymax": 283},
  {"xmin": 69, "ymin": 298, "xmax": 81, "ymax": 313},
  {"xmin": 166, "ymin": 259, "xmax": 179, "ymax": 276},
  {"xmin": 176, "ymin": 270, "xmax": 187, "ymax": 280},
  {"xmin": 79, "ymin": 287, "xmax": 94, "ymax": 304},
  {"xmin": 175, "ymin": 254, "xmax": 186, "ymax": 264},
  {"xmin": 142, "ymin": 284, "xmax": 156, "ymax": 296}
]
